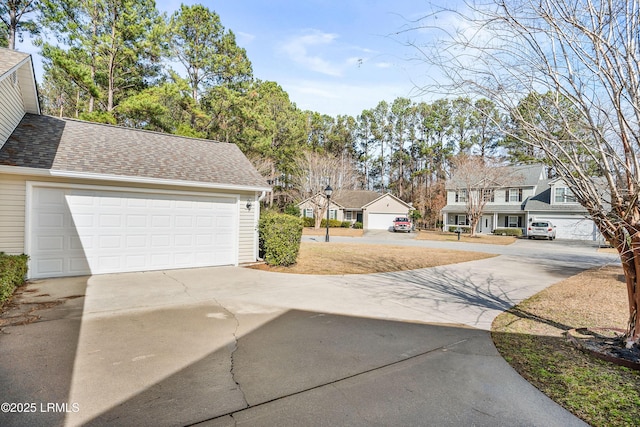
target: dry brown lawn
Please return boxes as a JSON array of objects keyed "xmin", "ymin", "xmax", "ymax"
[
  {"xmin": 302, "ymin": 227, "xmax": 364, "ymax": 237},
  {"xmin": 416, "ymin": 230, "xmax": 517, "ymax": 245},
  {"xmin": 492, "ymin": 265, "xmax": 640, "ymax": 426},
  {"xmin": 493, "ymin": 265, "xmax": 628, "ymax": 337},
  {"xmin": 249, "ymin": 242, "xmax": 494, "ymax": 274}
]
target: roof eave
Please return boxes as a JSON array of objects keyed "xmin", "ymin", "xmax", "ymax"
[
  {"xmin": 0, "ymin": 55, "xmax": 40, "ymax": 115},
  {"xmin": 0, "ymin": 165, "xmax": 272, "ymax": 193}
]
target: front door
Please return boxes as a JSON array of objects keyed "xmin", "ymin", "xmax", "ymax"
[{"xmin": 481, "ymin": 215, "xmax": 493, "ymax": 233}]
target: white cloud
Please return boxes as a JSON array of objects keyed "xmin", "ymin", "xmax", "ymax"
[
  {"xmin": 280, "ymin": 30, "xmax": 343, "ymax": 77},
  {"xmin": 282, "ymin": 79, "xmax": 418, "ymax": 117},
  {"xmin": 375, "ymin": 62, "xmax": 393, "ymax": 68},
  {"xmin": 236, "ymin": 31, "xmax": 256, "ymax": 45}
]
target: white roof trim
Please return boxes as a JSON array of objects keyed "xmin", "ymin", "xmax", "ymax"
[
  {"xmin": 0, "ymin": 165, "xmax": 271, "ymax": 193},
  {"xmin": 0, "ymin": 55, "xmax": 41, "ymax": 115},
  {"xmin": 0, "ymin": 56, "xmax": 29, "ymax": 83}
]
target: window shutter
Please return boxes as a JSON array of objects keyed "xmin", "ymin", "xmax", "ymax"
[
  {"xmin": 518, "ymin": 217, "xmax": 522, "ymax": 227},
  {"xmin": 505, "ymin": 190, "xmax": 509, "ymax": 202},
  {"xmin": 505, "ymin": 217, "xmax": 508, "ymax": 227},
  {"xmin": 519, "ymin": 188, "xmax": 523, "ymax": 202}
]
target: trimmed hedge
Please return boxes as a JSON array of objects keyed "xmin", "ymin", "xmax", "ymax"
[
  {"xmin": 353, "ymin": 222, "xmax": 363, "ymax": 229},
  {"xmin": 448, "ymin": 225, "xmax": 471, "ymax": 233},
  {"xmin": 302, "ymin": 216, "xmax": 315, "ymax": 227},
  {"xmin": 0, "ymin": 253, "xmax": 29, "ymax": 304},
  {"xmin": 259, "ymin": 212, "xmax": 303, "ymax": 266},
  {"xmin": 320, "ymin": 218, "xmax": 343, "ymax": 228},
  {"xmin": 493, "ymin": 227, "xmax": 523, "ymax": 237}
]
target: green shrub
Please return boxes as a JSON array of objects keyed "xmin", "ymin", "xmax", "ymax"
[
  {"xmin": 340, "ymin": 221, "xmax": 351, "ymax": 228},
  {"xmin": 448, "ymin": 225, "xmax": 471, "ymax": 233},
  {"xmin": 302, "ymin": 216, "xmax": 315, "ymax": 227},
  {"xmin": 284, "ymin": 204, "xmax": 301, "ymax": 217},
  {"xmin": 320, "ymin": 218, "xmax": 343, "ymax": 228},
  {"xmin": 353, "ymin": 222, "xmax": 363, "ymax": 229},
  {"xmin": 0, "ymin": 253, "xmax": 29, "ymax": 304},
  {"xmin": 493, "ymin": 227, "xmax": 523, "ymax": 237},
  {"xmin": 258, "ymin": 212, "xmax": 303, "ymax": 266}
]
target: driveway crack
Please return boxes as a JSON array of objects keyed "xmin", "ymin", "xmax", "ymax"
[
  {"xmin": 213, "ymin": 297, "xmax": 249, "ymax": 411},
  {"xmin": 162, "ymin": 271, "xmax": 193, "ymax": 299}
]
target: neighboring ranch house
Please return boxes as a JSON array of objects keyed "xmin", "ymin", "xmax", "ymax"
[
  {"xmin": 441, "ymin": 164, "xmax": 600, "ymax": 240},
  {"xmin": 298, "ymin": 190, "xmax": 412, "ymax": 231},
  {"xmin": 0, "ymin": 49, "xmax": 270, "ymax": 279}
]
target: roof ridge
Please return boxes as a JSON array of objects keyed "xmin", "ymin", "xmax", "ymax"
[{"xmin": 51, "ymin": 114, "xmax": 224, "ymax": 145}]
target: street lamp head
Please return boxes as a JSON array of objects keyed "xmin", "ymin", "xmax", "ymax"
[{"xmin": 324, "ymin": 185, "xmax": 333, "ymax": 198}]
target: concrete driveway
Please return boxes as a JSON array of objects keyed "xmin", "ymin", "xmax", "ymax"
[{"xmin": 0, "ymin": 239, "xmax": 617, "ymax": 426}]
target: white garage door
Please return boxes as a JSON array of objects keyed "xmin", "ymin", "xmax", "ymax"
[
  {"xmin": 28, "ymin": 186, "xmax": 237, "ymax": 278},
  {"xmin": 547, "ymin": 216, "xmax": 597, "ymax": 240},
  {"xmin": 367, "ymin": 213, "xmax": 405, "ymax": 230}
]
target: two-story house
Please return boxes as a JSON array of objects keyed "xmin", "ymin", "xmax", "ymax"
[{"xmin": 441, "ymin": 164, "xmax": 599, "ymax": 240}]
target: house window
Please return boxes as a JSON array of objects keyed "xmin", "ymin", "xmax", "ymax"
[
  {"xmin": 303, "ymin": 208, "xmax": 314, "ymax": 218},
  {"xmin": 507, "ymin": 188, "xmax": 523, "ymax": 202},
  {"xmin": 456, "ymin": 215, "xmax": 468, "ymax": 225},
  {"xmin": 554, "ymin": 187, "xmax": 577, "ymax": 203},
  {"xmin": 482, "ymin": 189, "xmax": 494, "ymax": 202},
  {"xmin": 455, "ymin": 189, "xmax": 468, "ymax": 203},
  {"xmin": 345, "ymin": 211, "xmax": 353, "ymax": 221},
  {"xmin": 329, "ymin": 210, "xmax": 337, "ymax": 220},
  {"xmin": 507, "ymin": 216, "xmax": 520, "ymax": 228}
]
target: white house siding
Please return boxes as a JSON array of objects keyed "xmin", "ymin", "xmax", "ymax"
[
  {"xmin": 0, "ymin": 173, "xmax": 260, "ymax": 265},
  {"xmin": 0, "ymin": 77, "xmax": 25, "ymax": 148},
  {"xmin": 0, "ymin": 174, "xmax": 26, "ymax": 254},
  {"xmin": 237, "ymin": 192, "xmax": 259, "ymax": 264}
]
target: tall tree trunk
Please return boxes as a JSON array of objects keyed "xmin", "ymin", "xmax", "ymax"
[
  {"xmin": 107, "ymin": 13, "xmax": 117, "ymax": 112},
  {"xmin": 617, "ymin": 231, "xmax": 640, "ymax": 347}
]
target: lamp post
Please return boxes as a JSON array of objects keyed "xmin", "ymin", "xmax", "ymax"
[{"xmin": 324, "ymin": 184, "xmax": 333, "ymax": 242}]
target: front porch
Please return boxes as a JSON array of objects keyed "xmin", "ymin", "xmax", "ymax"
[{"xmin": 443, "ymin": 212, "xmax": 527, "ymax": 234}]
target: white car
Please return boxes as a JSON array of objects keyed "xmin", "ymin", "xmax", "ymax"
[{"xmin": 528, "ymin": 221, "xmax": 557, "ymax": 240}]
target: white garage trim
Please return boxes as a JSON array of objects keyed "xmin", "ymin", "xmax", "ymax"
[
  {"xmin": 0, "ymin": 165, "xmax": 271, "ymax": 193},
  {"xmin": 367, "ymin": 212, "xmax": 406, "ymax": 230},
  {"xmin": 26, "ymin": 182, "xmax": 240, "ymax": 278}
]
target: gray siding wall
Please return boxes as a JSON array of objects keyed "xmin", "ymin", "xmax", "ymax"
[{"xmin": 0, "ymin": 76, "xmax": 25, "ymax": 149}]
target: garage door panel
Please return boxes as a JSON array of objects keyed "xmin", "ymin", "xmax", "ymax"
[
  {"xmin": 29, "ymin": 187, "xmax": 238, "ymax": 278},
  {"xmin": 37, "ymin": 236, "xmax": 64, "ymax": 251},
  {"xmin": 36, "ymin": 258, "xmax": 64, "ymax": 276},
  {"xmin": 38, "ymin": 212, "xmax": 65, "ymax": 228},
  {"xmin": 534, "ymin": 216, "xmax": 597, "ymax": 240},
  {"xmin": 69, "ymin": 257, "xmax": 90, "ymax": 274},
  {"xmin": 367, "ymin": 213, "xmax": 406, "ymax": 230}
]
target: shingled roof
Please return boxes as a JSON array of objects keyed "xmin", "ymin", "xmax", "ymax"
[
  {"xmin": 0, "ymin": 114, "xmax": 269, "ymax": 189},
  {"xmin": 332, "ymin": 190, "xmax": 382, "ymax": 209},
  {"xmin": 0, "ymin": 48, "xmax": 29, "ymax": 77}
]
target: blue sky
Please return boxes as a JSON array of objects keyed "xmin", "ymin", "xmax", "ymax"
[{"xmin": 18, "ymin": 1, "xmax": 456, "ymax": 118}]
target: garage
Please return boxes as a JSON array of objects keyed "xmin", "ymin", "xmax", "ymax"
[
  {"xmin": 550, "ymin": 217, "xmax": 598, "ymax": 240},
  {"xmin": 28, "ymin": 185, "xmax": 238, "ymax": 278},
  {"xmin": 367, "ymin": 213, "xmax": 405, "ymax": 231}
]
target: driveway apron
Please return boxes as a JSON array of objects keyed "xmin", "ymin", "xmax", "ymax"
[{"xmin": 0, "ymin": 239, "xmax": 615, "ymax": 426}]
